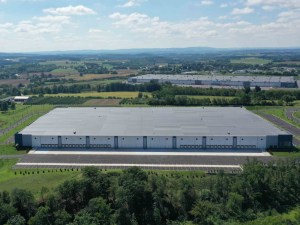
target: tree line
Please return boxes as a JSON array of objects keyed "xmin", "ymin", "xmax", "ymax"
[{"xmin": 0, "ymin": 159, "xmax": 300, "ymax": 225}]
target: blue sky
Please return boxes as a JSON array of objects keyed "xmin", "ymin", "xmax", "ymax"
[{"xmin": 0, "ymin": 0, "xmax": 299, "ymax": 52}]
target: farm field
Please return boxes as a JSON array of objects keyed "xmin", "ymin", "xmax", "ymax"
[
  {"xmin": 63, "ymin": 69, "xmax": 137, "ymax": 81},
  {"xmin": 45, "ymin": 91, "xmax": 148, "ymax": 98},
  {"xmin": 230, "ymin": 57, "xmax": 272, "ymax": 65},
  {"xmin": 0, "ymin": 79, "xmax": 29, "ymax": 86},
  {"xmin": 50, "ymin": 68, "xmax": 80, "ymax": 76}
]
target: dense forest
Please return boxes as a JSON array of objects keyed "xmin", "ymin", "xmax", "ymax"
[{"xmin": 0, "ymin": 160, "xmax": 300, "ymax": 225}]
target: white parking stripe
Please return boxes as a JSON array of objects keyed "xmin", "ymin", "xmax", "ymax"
[
  {"xmin": 16, "ymin": 162, "xmax": 242, "ymax": 168},
  {"xmin": 28, "ymin": 150, "xmax": 271, "ymax": 157}
]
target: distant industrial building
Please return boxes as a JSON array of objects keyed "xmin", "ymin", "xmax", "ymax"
[
  {"xmin": 128, "ymin": 74, "xmax": 297, "ymax": 88},
  {"xmin": 15, "ymin": 107, "xmax": 292, "ymax": 151}
]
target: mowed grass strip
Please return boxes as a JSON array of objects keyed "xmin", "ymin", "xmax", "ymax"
[
  {"xmin": 230, "ymin": 57, "xmax": 272, "ymax": 65},
  {"xmin": 83, "ymin": 99, "xmax": 121, "ymax": 106},
  {"xmin": 0, "ymin": 104, "xmax": 53, "ymax": 130},
  {"xmin": 177, "ymin": 95, "xmax": 235, "ymax": 100},
  {"xmin": 45, "ymin": 91, "xmax": 147, "ymax": 98},
  {"xmin": 0, "ymin": 145, "xmax": 26, "ymax": 155},
  {"xmin": 0, "ymin": 159, "xmax": 81, "ymax": 197}
]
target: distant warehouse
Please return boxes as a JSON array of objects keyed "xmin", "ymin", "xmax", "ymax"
[
  {"xmin": 128, "ymin": 74, "xmax": 297, "ymax": 88},
  {"xmin": 15, "ymin": 107, "xmax": 292, "ymax": 151}
]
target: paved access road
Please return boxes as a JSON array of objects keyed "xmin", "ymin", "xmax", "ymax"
[
  {"xmin": 285, "ymin": 108, "xmax": 300, "ymax": 124},
  {"xmin": 14, "ymin": 153, "xmax": 273, "ymax": 172},
  {"xmin": 259, "ymin": 113, "xmax": 300, "ymax": 146}
]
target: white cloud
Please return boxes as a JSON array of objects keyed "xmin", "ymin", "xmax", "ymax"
[
  {"xmin": 232, "ymin": 7, "xmax": 254, "ymax": 15},
  {"xmin": 0, "ymin": 0, "xmax": 7, "ymax": 3},
  {"xmin": 34, "ymin": 15, "xmax": 70, "ymax": 24},
  {"xmin": 246, "ymin": 0, "xmax": 300, "ymax": 8},
  {"xmin": 220, "ymin": 3, "xmax": 228, "ymax": 8},
  {"xmin": 218, "ymin": 16, "xmax": 228, "ymax": 19},
  {"xmin": 200, "ymin": 0, "xmax": 213, "ymax": 6},
  {"xmin": 88, "ymin": 28, "xmax": 104, "ymax": 34},
  {"xmin": 118, "ymin": 0, "xmax": 145, "ymax": 8},
  {"xmin": 262, "ymin": 5, "xmax": 275, "ymax": 11},
  {"xmin": 43, "ymin": 5, "xmax": 96, "ymax": 16}
]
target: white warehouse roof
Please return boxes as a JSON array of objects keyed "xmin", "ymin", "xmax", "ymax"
[
  {"xmin": 129, "ymin": 74, "xmax": 295, "ymax": 83},
  {"xmin": 19, "ymin": 107, "xmax": 288, "ymax": 137}
]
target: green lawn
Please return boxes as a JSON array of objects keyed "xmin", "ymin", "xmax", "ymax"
[
  {"xmin": 249, "ymin": 106, "xmax": 300, "ymax": 129},
  {"xmin": 0, "ymin": 145, "xmax": 26, "ymax": 155},
  {"xmin": 230, "ymin": 57, "xmax": 272, "ymax": 65},
  {"xmin": 293, "ymin": 111, "xmax": 300, "ymax": 120},
  {"xmin": 271, "ymin": 151, "xmax": 300, "ymax": 157},
  {"xmin": 0, "ymin": 104, "xmax": 53, "ymax": 130},
  {"xmin": 0, "ymin": 114, "xmax": 45, "ymax": 143},
  {"xmin": 0, "ymin": 159, "xmax": 81, "ymax": 197}
]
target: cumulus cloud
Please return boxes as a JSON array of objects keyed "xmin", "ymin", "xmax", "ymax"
[
  {"xmin": 118, "ymin": 0, "xmax": 145, "ymax": 8},
  {"xmin": 232, "ymin": 7, "xmax": 254, "ymax": 15},
  {"xmin": 246, "ymin": 0, "xmax": 300, "ymax": 8},
  {"xmin": 43, "ymin": 5, "xmax": 96, "ymax": 16}
]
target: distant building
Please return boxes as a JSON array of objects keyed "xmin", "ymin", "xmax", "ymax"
[
  {"xmin": 14, "ymin": 96, "xmax": 30, "ymax": 103},
  {"xmin": 15, "ymin": 107, "xmax": 292, "ymax": 151},
  {"xmin": 128, "ymin": 74, "xmax": 297, "ymax": 88}
]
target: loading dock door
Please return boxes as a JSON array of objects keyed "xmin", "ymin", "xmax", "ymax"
[
  {"xmin": 143, "ymin": 136, "xmax": 147, "ymax": 149},
  {"xmin": 114, "ymin": 136, "xmax": 118, "ymax": 149},
  {"xmin": 233, "ymin": 137, "xmax": 237, "ymax": 149},
  {"xmin": 58, "ymin": 136, "xmax": 62, "ymax": 148},
  {"xmin": 86, "ymin": 136, "xmax": 90, "ymax": 148},
  {"xmin": 202, "ymin": 137, "xmax": 206, "ymax": 149},
  {"xmin": 172, "ymin": 136, "xmax": 177, "ymax": 149}
]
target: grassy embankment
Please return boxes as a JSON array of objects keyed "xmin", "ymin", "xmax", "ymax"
[
  {"xmin": 0, "ymin": 158, "xmax": 205, "ymax": 197},
  {"xmin": 0, "ymin": 104, "xmax": 53, "ymax": 155}
]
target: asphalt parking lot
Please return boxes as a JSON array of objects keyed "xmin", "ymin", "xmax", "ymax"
[{"xmin": 15, "ymin": 153, "xmax": 273, "ymax": 172}]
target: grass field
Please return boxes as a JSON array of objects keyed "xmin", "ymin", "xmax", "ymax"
[
  {"xmin": 248, "ymin": 106, "xmax": 300, "ymax": 128},
  {"xmin": 50, "ymin": 68, "xmax": 80, "ymax": 76},
  {"xmin": 45, "ymin": 91, "xmax": 147, "ymax": 98},
  {"xmin": 272, "ymin": 151, "xmax": 300, "ymax": 157},
  {"xmin": 83, "ymin": 99, "xmax": 121, "ymax": 106},
  {"xmin": 0, "ymin": 113, "xmax": 45, "ymax": 144},
  {"xmin": 64, "ymin": 69, "xmax": 137, "ymax": 81},
  {"xmin": 0, "ymin": 145, "xmax": 26, "ymax": 155},
  {"xmin": 293, "ymin": 111, "xmax": 300, "ymax": 120},
  {"xmin": 180, "ymin": 95, "xmax": 235, "ymax": 100},
  {"xmin": 230, "ymin": 57, "xmax": 272, "ymax": 65},
  {"xmin": 0, "ymin": 104, "xmax": 53, "ymax": 130},
  {"xmin": 0, "ymin": 159, "xmax": 81, "ymax": 197}
]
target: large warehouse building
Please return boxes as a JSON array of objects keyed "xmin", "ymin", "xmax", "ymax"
[
  {"xmin": 128, "ymin": 74, "xmax": 297, "ymax": 88},
  {"xmin": 15, "ymin": 107, "xmax": 292, "ymax": 151}
]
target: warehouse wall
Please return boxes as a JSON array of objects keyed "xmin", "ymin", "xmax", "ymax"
[
  {"xmin": 89, "ymin": 136, "xmax": 114, "ymax": 148},
  {"xmin": 147, "ymin": 136, "xmax": 173, "ymax": 148},
  {"xmin": 118, "ymin": 136, "xmax": 143, "ymax": 148},
  {"xmin": 61, "ymin": 136, "xmax": 86, "ymax": 148},
  {"xmin": 26, "ymin": 135, "xmax": 273, "ymax": 150}
]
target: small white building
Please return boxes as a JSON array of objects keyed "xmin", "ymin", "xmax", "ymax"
[{"xmin": 14, "ymin": 96, "xmax": 30, "ymax": 103}]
